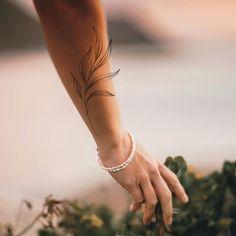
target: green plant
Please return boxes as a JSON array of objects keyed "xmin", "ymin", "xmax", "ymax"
[
  {"xmin": 1, "ymin": 157, "xmax": 235, "ymax": 236},
  {"xmin": 117, "ymin": 158, "xmax": 236, "ymax": 236}
]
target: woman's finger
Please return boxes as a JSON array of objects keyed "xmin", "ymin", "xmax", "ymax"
[
  {"xmin": 140, "ymin": 175, "xmax": 158, "ymax": 225},
  {"xmin": 159, "ymin": 164, "xmax": 188, "ymax": 203},
  {"xmin": 151, "ymin": 169, "xmax": 173, "ymax": 226},
  {"xmin": 129, "ymin": 186, "xmax": 144, "ymax": 212}
]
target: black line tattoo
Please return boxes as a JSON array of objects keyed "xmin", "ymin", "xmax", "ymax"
[{"xmin": 71, "ymin": 27, "xmax": 120, "ymax": 134}]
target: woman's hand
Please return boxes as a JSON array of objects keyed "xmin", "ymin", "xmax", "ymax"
[{"xmin": 98, "ymin": 131, "xmax": 189, "ymax": 226}]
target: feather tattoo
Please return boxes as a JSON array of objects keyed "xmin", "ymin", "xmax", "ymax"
[{"xmin": 71, "ymin": 27, "xmax": 120, "ymax": 134}]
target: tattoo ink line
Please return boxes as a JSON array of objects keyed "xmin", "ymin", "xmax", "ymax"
[{"xmin": 71, "ymin": 27, "xmax": 120, "ymax": 135}]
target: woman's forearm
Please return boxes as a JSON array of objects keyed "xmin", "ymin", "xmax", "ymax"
[
  {"xmin": 34, "ymin": 0, "xmax": 189, "ymax": 226},
  {"xmin": 34, "ymin": 0, "xmax": 126, "ymax": 152}
]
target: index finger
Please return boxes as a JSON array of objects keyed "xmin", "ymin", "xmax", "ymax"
[{"xmin": 159, "ymin": 164, "xmax": 189, "ymax": 203}]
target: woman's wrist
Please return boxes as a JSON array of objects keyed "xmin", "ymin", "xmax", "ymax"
[
  {"xmin": 95, "ymin": 126, "xmax": 125, "ymax": 150},
  {"xmin": 96, "ymin": 128, "xmax": 132, "ymax": 166},
  {"xmin": 97, "ymin": 130, "xmax": 136, "ymax": 172}
]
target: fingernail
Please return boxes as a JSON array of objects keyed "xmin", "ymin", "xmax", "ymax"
[
  {"xmin": 183, "ymin": 194, "xmax": 189, "ymax": 203},
  {"xmin": 129, "ymin": 203, "xmax": 134, "ymax": 212}
]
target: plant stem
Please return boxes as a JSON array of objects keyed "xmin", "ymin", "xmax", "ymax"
[{"xmin": 14, "ymin": 212, "xmax": 42, "ymax": 236}]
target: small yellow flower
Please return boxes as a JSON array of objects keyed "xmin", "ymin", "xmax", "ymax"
[
  {"xmin": 90, "ymin": 214, "xmax": 103, "ymax": 228},
  {"xmin": 218, "ymin": 218, "xmax": 232, "ymax": 226},
  {"xmin": 81, "ymin": 214, "xmax": 103, "ymax": 228},
  {"xmin": 188, "ymin": 165, "xmax": 203, "ymax": 179}
]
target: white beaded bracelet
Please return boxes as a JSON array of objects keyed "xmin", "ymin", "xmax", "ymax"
[{"xmin": 97, "ymin": 130, "xmax": 136, "ymax": 172}]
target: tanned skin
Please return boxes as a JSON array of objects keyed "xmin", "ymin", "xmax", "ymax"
[
  {"xmin": 71, "ymin": 27, "xmax": 120, "ymax": 134},
  {"xmin": 33, "ymin": 0, "xmax": 188, "ymax": 226}
]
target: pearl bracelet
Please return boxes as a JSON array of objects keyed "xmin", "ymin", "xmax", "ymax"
[{"xmin": 97, "ymin": 130, "xmax": 136, "ymax": 172}]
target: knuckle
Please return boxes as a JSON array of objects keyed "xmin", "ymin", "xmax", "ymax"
[
  {"xmin": 158, "ymin": 163, "xmax": 165, "ymax": 170},
  {"xmin": 126, "ymin": 183, "xmax": 136, "ymax": 193},
  {"xmin": 139, "ymin": 173, "xmax": 148, "ymax": 182},
  {"xmin": 149, "ymin": 166, "xmax": 157, "ymax": 176},
  {"xmin": 172, "ymin": 175, "xmax": 180, "ymax": 186},
  {"xmin": 163, "ymin": 191, "xmax": 172, "ymax": 202},
  {"xmin": 148, "ymin": 198, "xmax": 158, "ymax": 208}
]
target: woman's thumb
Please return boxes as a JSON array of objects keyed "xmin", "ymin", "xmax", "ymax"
[
  {"xmin": 129, "ymin": 202, "xmax": 135, "ymax": 212},
  {"xmin": 129, "ymin": 201, "xmax": 142, "ymax": 212}
]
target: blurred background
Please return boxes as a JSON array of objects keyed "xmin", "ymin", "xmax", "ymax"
[{"xmin": 1, "ymin": 0, "xmax": 236, "ymax": 231}]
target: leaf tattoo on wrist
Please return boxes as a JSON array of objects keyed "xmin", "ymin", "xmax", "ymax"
[{"xmin": 71, "ymin": 27, "xmax": 120, "ymax": 134}]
